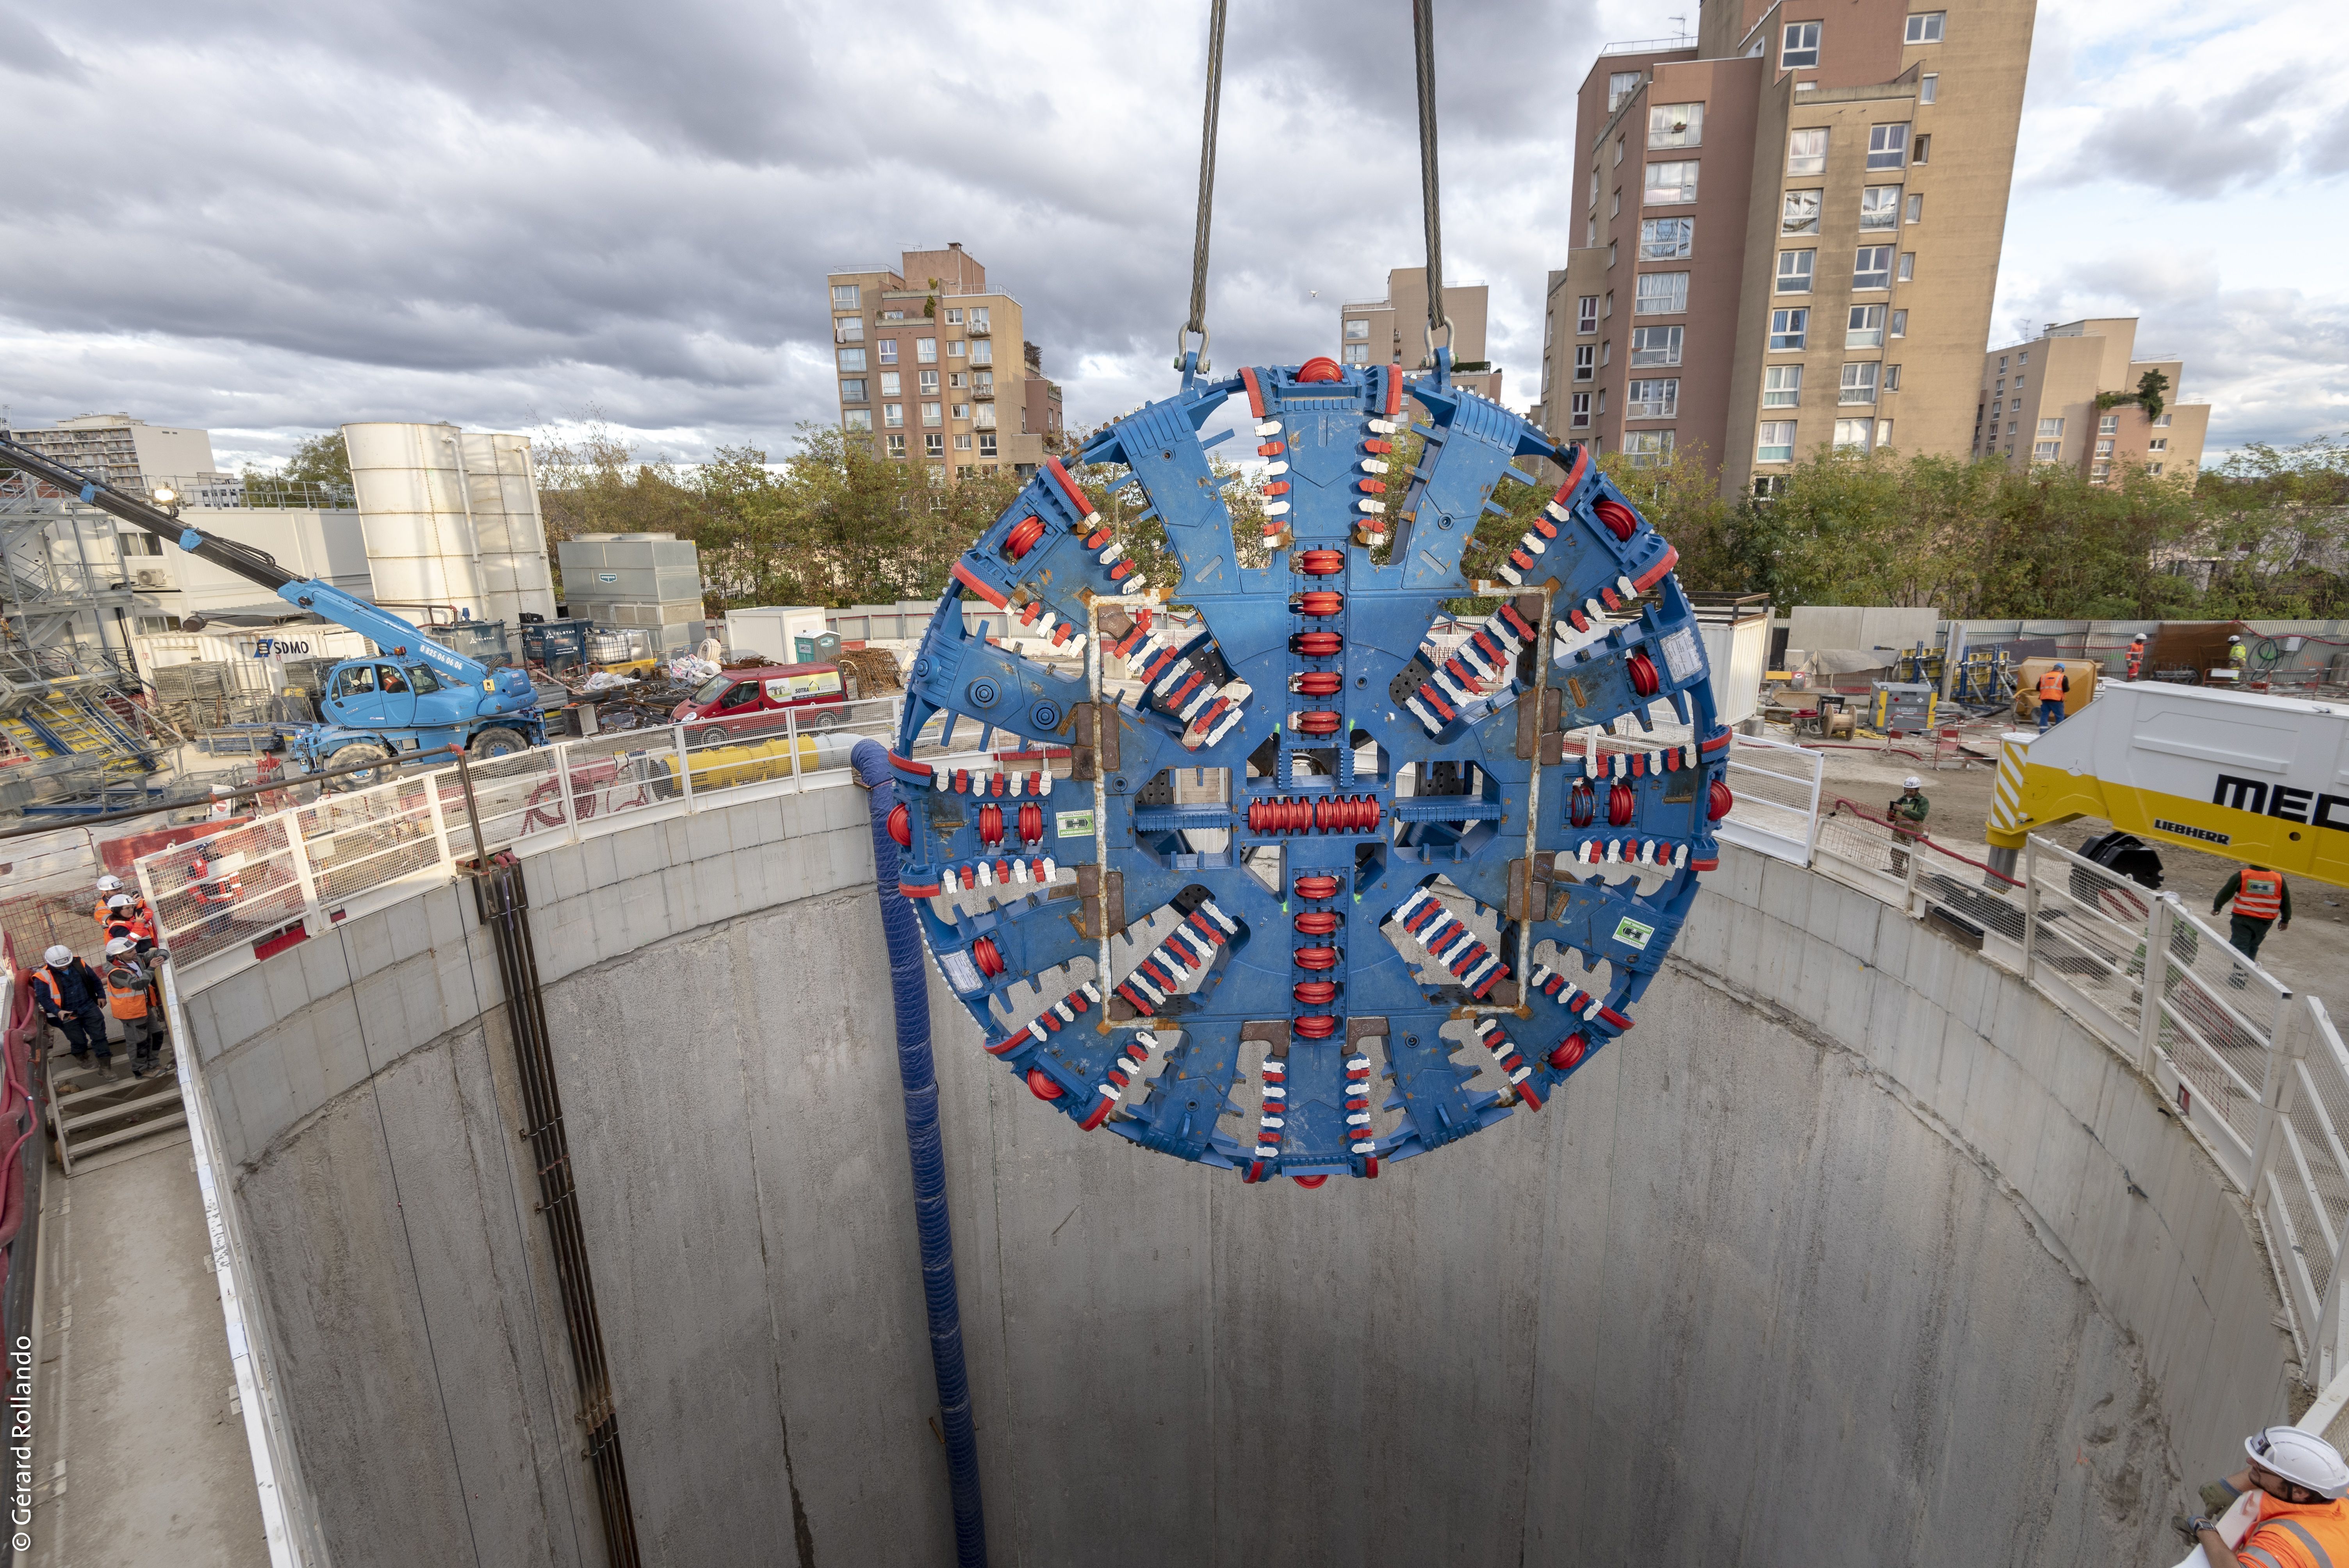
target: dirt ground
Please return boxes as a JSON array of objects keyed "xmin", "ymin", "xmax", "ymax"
[{"xmin": 1784, "ymin": 720, "xmax": 2349, "ymax": 1029}]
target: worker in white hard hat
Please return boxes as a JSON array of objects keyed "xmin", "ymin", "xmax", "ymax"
[
  {"xmin": 102, "ymin": 934, "xmax": 169, "ymax": 1078},
  {"xmin": 2188, "ymin": 1426, "xmax": 2349, "ymax": 1566},
  {"xmin": 1887, "ymin": 774, "xmax": 1930, "ymax": 877},
  {"xmin": 103, "ymin": 891, "xmax": 156, "ymax": 950},
  {"xmin": 209, "ymin": 782, "xmax": 238, "ymax": 821},
  {"xmin": 2126, "ymin": 633, "xmax": 2148, "ymax": 681},
  {"xmin": 91, "ymin": 874, "xmax": 124, "ymax": 927},
  {"xmin": 30, "ymin": 943, "xmax": 112, "ymax": 1073},
  {"xmin": 2230, "ymin": 633, "xmax": 2251, "ymax": 678}
]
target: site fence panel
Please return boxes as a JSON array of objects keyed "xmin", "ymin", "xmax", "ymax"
[{"xmin": 1713, "ymin": 734, "xmax": 1823, "ymax": 865}]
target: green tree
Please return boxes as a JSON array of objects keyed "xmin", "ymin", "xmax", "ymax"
[{"xmin": 280, "ymin": 432, "xmax": 351, "ymax": 488}]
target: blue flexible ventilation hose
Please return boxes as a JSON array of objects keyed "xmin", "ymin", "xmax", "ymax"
[{"xmin": 852, "ymin": 740, "xmax": 987, "ymax": 1566}]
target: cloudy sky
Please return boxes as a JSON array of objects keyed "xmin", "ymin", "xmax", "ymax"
[{"xmin": 0, "ymin": 0, "xmax": 2337, "ymax": 470}]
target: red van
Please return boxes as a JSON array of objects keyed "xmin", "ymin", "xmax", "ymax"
[{"xmin": 672, "ymin": 663, "xmax": 851, "ymax": 744}]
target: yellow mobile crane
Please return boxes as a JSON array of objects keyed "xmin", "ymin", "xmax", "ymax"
[{"xmin": 1985, "ymin": 682, "xmax": 2349, "ymax": 887}]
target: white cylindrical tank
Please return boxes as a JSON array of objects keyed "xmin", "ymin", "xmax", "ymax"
[{"xmin": 342, "ymin": 422, "xmax": 558, "ymax": 627}]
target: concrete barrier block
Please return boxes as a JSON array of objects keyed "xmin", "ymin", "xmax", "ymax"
[
  {"xmin": 613, "ymin": 823, "xmax": 665, "ymax": 886},
  {"xmin": 1834, "ymin": 887, "xmax": 1884, "ymax": 963},
  {"xmin": 537, "ymin": 842, "xmax": 589, "ymax": 905},
  {"xmin": 219, "ymin": 1037, "xmax": 294, "ymax": 1164},
  {"xmin": 261, "ymin": 949, "xmax": 315, "ymax": 1028},
  {"xmin": 1757, "ymin": 856, "xmax": 1813, "ymax": 934},
  {"xmin": 296, "ymin": 931, "xmax": 352, "ymax": 1010},
  {"xmin": 1721, "ymin": 846, "xmax": 1767, "ymax": 909},
  {"xmin": 660, "ymin": 817, "xmax": 693, "ymax": 869},
  {"xmin": 201, "ymin": 966, "xmax": 275, "ymax": 1057},
  {"xmin": 532, "ymin": 902, "xmax": 596, "ymax": 984},
  {"xmin": 684, "ymin": 809, "xmax": 732, "ymax": 865},
  {"xmin": 276, "ymin": 1014, "xmax": 328, "ymax": 1126},
  {"xmin": 423, "ymin": 884, "xmax": 467, "ymax": 953},
  {"xmin": 312, "ymin": 989, "xmax": 371, "ymax": 1101},
  {"xmin": 383, "ymin": 895, "xmax": 433, "ymax": 966},
  {"xmin": 579, "ymin": 832, "xmax": 621, "ymax": 892}
]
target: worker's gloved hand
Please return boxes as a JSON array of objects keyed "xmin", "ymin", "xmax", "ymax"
[{"xmin": 150, "ymin": 947, "xmax": 171, "ymax": 964}]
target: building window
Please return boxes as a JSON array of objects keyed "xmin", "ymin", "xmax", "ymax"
[
  {"xmin": 945, "ymin": 308, "xmax": 963, "ymax": 324},
  {"xmin": 1919, "ymin": 73, "xmax": 1937, "ymax": 104},
  {"xmin": 1627, "ymin": 378, "xmax": 1679, "ymax": 419},
  {"xmin": 1782, "ymin": 21, "xmax": 1821, "ymax": 67},
  {"xmin": 2033, "ymin": 440, "xmax": 2060, "ymax": 461},
  {"xmin": 1634, "ymin": 272, "xmax": 1690, "ymax": 314},
  {"xmin": 884, "ymin": 404, "xmax": 904, "ymax": 428},
  {"xmin": 1623, "ymin": 430, "xmax": 1675, "ymax": 467},
  {"xmin": 918, "ymin": 369, "xmax": 939, "ymax": 393},
  {"xmin": 1757, "ymin": 421, "xmax": 1797, "ymax": 463},
  {"xmin": 1569, "ymin": 392, "xmax": 1593, "ymax": 429},
  {"xmin": 1883, "ymin": 364, "xmax": 1902, "ymax": 391},
  {"xmin": 831, "ymin": 283, "xmax": 860, "ymax": 309},
  {"xmin": 1889, "ymin": 309, "xmax": 1908, "ymax": 338},
  {"xmin": 1839, "ymin": 362, "xmax": 1880, "ymax": 404},
  {"xmin": 1846, "ymin": 305, "xmax": 1885, "ymax": 348},
  {"xmin": 834, "ymin": 315, "xmax": 864, "ymax": 343},
  {"xmin": 952, "ymin": 403, "xmax": 970, "ymax": 421},
  {"xmin": 843, "ymin": 409, "xmax": 872, "ymax": 432},
  {"xmin": 1833, "ymin": 418, "xmax": 1872, "ymax": 452},
  {"xmin": 1604, "ymin": 291, "xmax": 1614, "ymax": 318},
  {"xmin": 1754, "ymin": 474, "xmax": 1787, "ymax": 498},
  {"xmin": 1610, "ymin": 188, "xmax": 1622, "ymax": 217},
  {"xmin": 917, "ymin": 337, "xmax": 938, "ymax": 363},
  {"xmin": 926, "ymin": 434, "xmax": 945, "ymax": 457},
  {"xmin": 1589, "ymin": 168, "xmax": 1599, "ymax": 207},
  {"xmin": 1782, "ymin": 190, "xmax": 1821, "ymax": 234},
  {"xmin": 2149, "ymin": 462, "xmax": 2164, "ymax": 476},
  {"xmin": 922, "ymin": 403, "xmax": 942, "ymax": 427},
  {"xmin": 1343, "ymin": 344, "xmax": 1371, "ymax": 364},
  {"xmin": 1860, "ymin": 186, "xmax": 1901, "ymax": 230},
  {"xmin": 2091, "ymin": 462, "xmax": 2111, "ymax": 481},
  {"xmin": 954, "ymin": 433, "xmax": 973, "ymax": 451},
  {"xmin": 1905, "ymin": 11, "xmax": 1944, "ymax": 43},
  {"xmin": 877, "ymin": 339, "xmax": 898, "ymax": 364},
  {"xmin": 1876, "ymin": 419, "xmax": 1895, "ymax": 448},
  {"xmin": 1601, "ymin": 339, "xmax": 1613, "ymax": 366},
  {"xmin": 1608, "ymin": 71, "xmax": 1643, "ymax": 111},
  {"xmin": 1574, "ymin": 344, "xmax": 1596, "ymax": 381},
  {"xmin": 1905, "ymin": 193, "xmax": 1924, "ymax": 223},
  {"xmin": 1629, "ymin": 326, "xmax": 1683, "ymax": 367},
  {"xmin": 2149, "ymin": 438, "xmax": 2167, "ymax": 452},
  {"xmin": 879, "ymin": 371, "xmax": 901, "ymax": 397},
  {"xmin": 1776, "ymin": 249, "xmax": 1816, "ymax": 293},
  {"xmin": 1577, "ymin": 295, "xmax": 1599, "ymax": 333},
  {"xmin": 2095, "ymin": 438, "xmax": 2116, "ymax": 456},
  {"xmin": 1991, "ymin": 400, "xmax": 2002, "ymax": 417},
  {"xmin": 837, "ymin": 347, "xmax": 867, "ymax": 372},
  {"xmin": 886, "ymin": 433, "xmax": 906, "ymax": 456},
  {"xmin": 2035, "ymin": 417, "xmax": 2064, "ymax": 438},
  {"xmin": 1769, "ymin": 308, "xmax": 1809, "ymax": 351},
  {"xmin": 1648, "ymin": 103, "xmax": 1703, "ymax": 149},
  {"xmin": 1586, "ymin": 216, "xmax": 1598, "ymax": 246},
  {"xmin": 1764, "ymin": 365, "xmax": 1803, "ymax": 406},
  {"xmin": 1344, "ymin": 318, "xmax": 1370, "ymax": 340},
  {"xmin": 841, "ymin": 378, "xmax": 868, "ymax": 402},
  {"xmin": 1912, "ymin": 134, "xmax": 1931, "ymax": 163},
  {"xmin": 971, "ymin": 306, "xmax": 989, "ymax": 329},
  {"xmin": 2153, "ymin": 412, "xmax": 2173, "ymax": 427},
  {"xmin": 974, "ymin": 370, "xmax": 993, "ymax": 392},
  {"xmin": 1867, "ymin": 123, "xmax": 1910, "ymax": 169},
  {"xmin": 1608, "ymin": 241, "xmax": 1618, "ymax": 267},
  {"xmin": 2099, "ymin": 413, "xmax": 2119, "ymax": 434},
  {"xmin": 1897, "ymin": 251, "xmax": 1916, "ymax": 282},
  {"xmin": 1853, "ymin": 246, "xmax": 1893, "ymax": 289},
  {"xmin": 980, "ymin": 433, "xmax": 999, "ymax": 456},
  {"xmin": 1641, "ymin": 217, "xmax": 1693, "ymax": 259},
  {"xmin": 948, "ymin": 339, "xmax": 965, "ymax": 359},
  {"xmin": 1615, "ymin": 136, "xmax": 1625, "ymax": 166},
  {"xmin": 971, "ymin": 339, "xmax": 993, "ymax": 365},
  {"xmin": 1787, "ymin": 128, "xmax": 1827, "ymax": 175}
]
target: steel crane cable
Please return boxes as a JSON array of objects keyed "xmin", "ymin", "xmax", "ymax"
[
  {"xmin": 1412, "ymin": 0, "xmax": 1451, "ymax": 362},
  {"xmin": 1178, "ymin": 0, "xmax": 1231, "ymax": 369}
]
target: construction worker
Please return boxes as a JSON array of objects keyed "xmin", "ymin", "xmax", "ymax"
[
  {"xmin": 30, "ymin": 944, "xmax": 112, "ymax": 1073},
  {"xmin": 2214, "ymin": 863, "xmax": 2290, "ymax": 967},
  {"xmin": 208, "ymin": 782, "xmax": 238, "ymax": 821},
  {"xmin": 90, "ymin": 873, "xmax": 125, "ymax": 928},
  {"xmin": 2125, "ymin": 634, "xmax": 2147, "ymax": 681},
  {"xmin": 1887, "ymin": 775, "xmax": 1929, "ymax": 875},
  {"xmin": 102, "ymin": 935, "xmax": 168, "ymax": 1079},
  {"xmin": 2229, "ymin": 633, "xmax": 2250, "ymax": 677},
  {"xmin": 103, "ymin": 891, "xmax": 155, "ymax": 949},
  {"xmin": 2036, "ymin": 661, "xmax": 2071, "ymax": 731},
  {"xmin": 2187, "ymin": 1427, "xmax": 2349, "ymax": 1567}
]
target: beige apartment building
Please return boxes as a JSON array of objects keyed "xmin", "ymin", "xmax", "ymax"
[
  {"xmin": 825, "ymin": 244, "xmax": 1053, "ymax": 477},
  {"xmin": 1340, "ymin": 268, "xmax": 1503, "ymax": 403},
  {"xmin": 1975, "ymin": 317, "xmax": 2208, "ymax": 483},
  {"xmin": 1531, "ymin": 0, "xmax": 2035, "ymax": 497}
]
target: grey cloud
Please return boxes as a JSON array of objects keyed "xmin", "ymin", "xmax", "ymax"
[
  {"xmin": 0, "ymin": 5, "xmax": 84, "ymax": 81},
  {"xmin": 2060, "ymin": 69, "xmax": 2310, "ymax": 198}
]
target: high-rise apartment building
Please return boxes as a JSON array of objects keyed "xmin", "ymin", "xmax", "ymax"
[
  {"xmin": 824, "ymin": 244, "xmax": 1052, "ymax": 477},
  {"xmin": 1339, "ymin": 269, "xmax": 1503, "ymax": 403},
  {"xmin": 5, "ymin": 414, "xmax": 220, "ymax": 492},
  {"xmin": 1974, "ymin": 317, "xmax": 2208, "ymax": 483},
  {"xmin": 1531, "ymin": 0, "xmax": 2035, "ymax": 496}
]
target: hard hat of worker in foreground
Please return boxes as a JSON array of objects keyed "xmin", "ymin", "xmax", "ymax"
[
  {"xmin": 1902, "ymin": 776, "xmax": 1921, "ymax": 789},
  {"xmin": 2053, "ymin": 661, "xmax": 2065, "ymax": 668},
  {"xmin": 42, "ymin": 945, "xmax": 72, "ymax": 967},
  {"xmin": 2131, "ymin": 633, "xmax": 2146, "ymax": 642},
  {"xmin": 95, "ymin": 874, "xmax": 122, "ymax": 894},
  {"xmin": 104, "ymin": 935, "xmax": 136, "ymax": 958},
  {"xmin": 107, "ymin": 893, "xmax": 134, "ymax": 912},
  {"xmin": 2249, "ymin": 1427, "xmax": 2349, "ymax": 1499}
]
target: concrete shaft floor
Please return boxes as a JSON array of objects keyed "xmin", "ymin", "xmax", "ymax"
[{"xmin": 173, "ymin": 789, "xmax": 2294, "ymax": 1566}]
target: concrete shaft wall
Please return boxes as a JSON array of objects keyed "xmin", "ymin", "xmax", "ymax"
[{"xmin": 177, "ymin": 791, "xmax": 2295, "ymax": 1566}]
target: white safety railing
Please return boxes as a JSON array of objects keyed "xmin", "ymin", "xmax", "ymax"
[
  {"xmin": 1713, "ymin": 733, "xmax": 1823, "ymax": 865},
  {"xmin": 129, "ymin": 696, "xmax": 1038, "ymax": 994},
  {"xmin": 1745, "ymin": 776, "xmax": 2349, "ymax": 1402}
]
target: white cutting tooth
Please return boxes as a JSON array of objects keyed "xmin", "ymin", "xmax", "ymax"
[
  {"xmin": 933, "ymin": 770, "xmax": 948, "ymax": 791},
  {"xmin": 1263, "ymin": 461, "xmax": 1289, "ymax": 476},
  {"xmin": 1545, "ymin": 500, "xmax": 1572, "ymax": 523},
  {"xmin": 1067, "ymin": 634, "xmax": 1087, "ymax": 660},
  {"xmin": 1125, "ymin": 576, "xmax": 1147, "ymax": 595},
  {"xmin": 1617, "ymin": 575, "xmax": 1637, "ymax": 600},
  {"xmin": 1368, "ymin": 418, "xmax": 1398, "ymax": 434},
  {"xmin": 1356, "ymin": 500, "xmax": 1387, "ymax": 514},
  {"xmin": 1012, "ymin": 860, "xmax": 1030, "ymax": 883},
  {"xmin": 1359, "ymin": 459, "xmax": 1389, "ymax": 474},
  {"xmin": 1520, "ymin": 533, "xmax": 1546, "ymax": 555},
  {"xmin": 1497, "ymin": 564, "xmax": 1524, "ymax": 586},
  {"xmin": 1179, "ymin": 685, "xmax": 1215, "ymax": 721},
  {"xmin": 1099, "ymin": 543, "xmax": 1124, "ymax": 565},
  {"xmin": 1255, "ymin": 420, "xmax": 1281, "ymax": 435},
  {"xmin": 1035, "ymin": 612, "xmax": 1057, "ymax": 636},
  {"xmin": 977, "ymin": 861, "xmax": 995, "ymax": 887},
  {"xmin": 1040, "ymin": 772, "xmax": 1055, "ymax": 797},
  {"xmin": 1151, "ymin": 658, "xmax": 1194, "ymax": 695},
  {"xmin": 1041, "ymin": 857, "xmax": 1059, "ymax": 880},
  {"xmin": 1263, "ymin": 500, "xmax": 1290, "ymax": 516}
]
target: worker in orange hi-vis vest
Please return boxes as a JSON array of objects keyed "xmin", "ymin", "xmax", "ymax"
[
  {"xmin": 2214, "ymin": 864, "xmax": 2291, "ymax": 968},
  {"xmin": 2186, "ymin": 1426, "xmax": 2349, "ymax": 1568},
  {"xmin": 2035, "ymin": 662, "xmax": 2071, "ymax": 732},
  {"xmin": 2125, "ymin": 634, "xmax": 2147, "ymax": 681}
]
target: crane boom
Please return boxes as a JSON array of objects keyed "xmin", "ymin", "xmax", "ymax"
[
  {"xmin": 1985, "ymin": 681, "xmax": 2349, "ymax": 889},
  {"xmin": 0, "ymin": 432, "xmax": 495, "ymax": 692}
]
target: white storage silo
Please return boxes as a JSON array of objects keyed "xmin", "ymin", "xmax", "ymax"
[{"xmin": 342, "ymin": 422, "xmax": 558, "ymax": 627}]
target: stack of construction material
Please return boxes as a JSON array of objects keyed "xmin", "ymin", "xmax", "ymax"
[{"xmin": 557, "ymin": 533, "xmax": 703, "ymax": 654}]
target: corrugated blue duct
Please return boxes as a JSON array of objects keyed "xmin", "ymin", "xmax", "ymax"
[{"xmin": 852, "ymin": 739, "xmax": 987, "ymax": 1566}]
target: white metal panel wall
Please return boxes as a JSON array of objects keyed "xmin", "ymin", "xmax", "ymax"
[{"xmin": 342, "ymin": 422, "xmax": 487, "ymax": 616}]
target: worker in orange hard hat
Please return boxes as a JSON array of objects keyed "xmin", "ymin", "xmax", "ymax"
[{"xmin": 2035, "ymin": 662, "xmax": 2071, "ymax": 732}]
